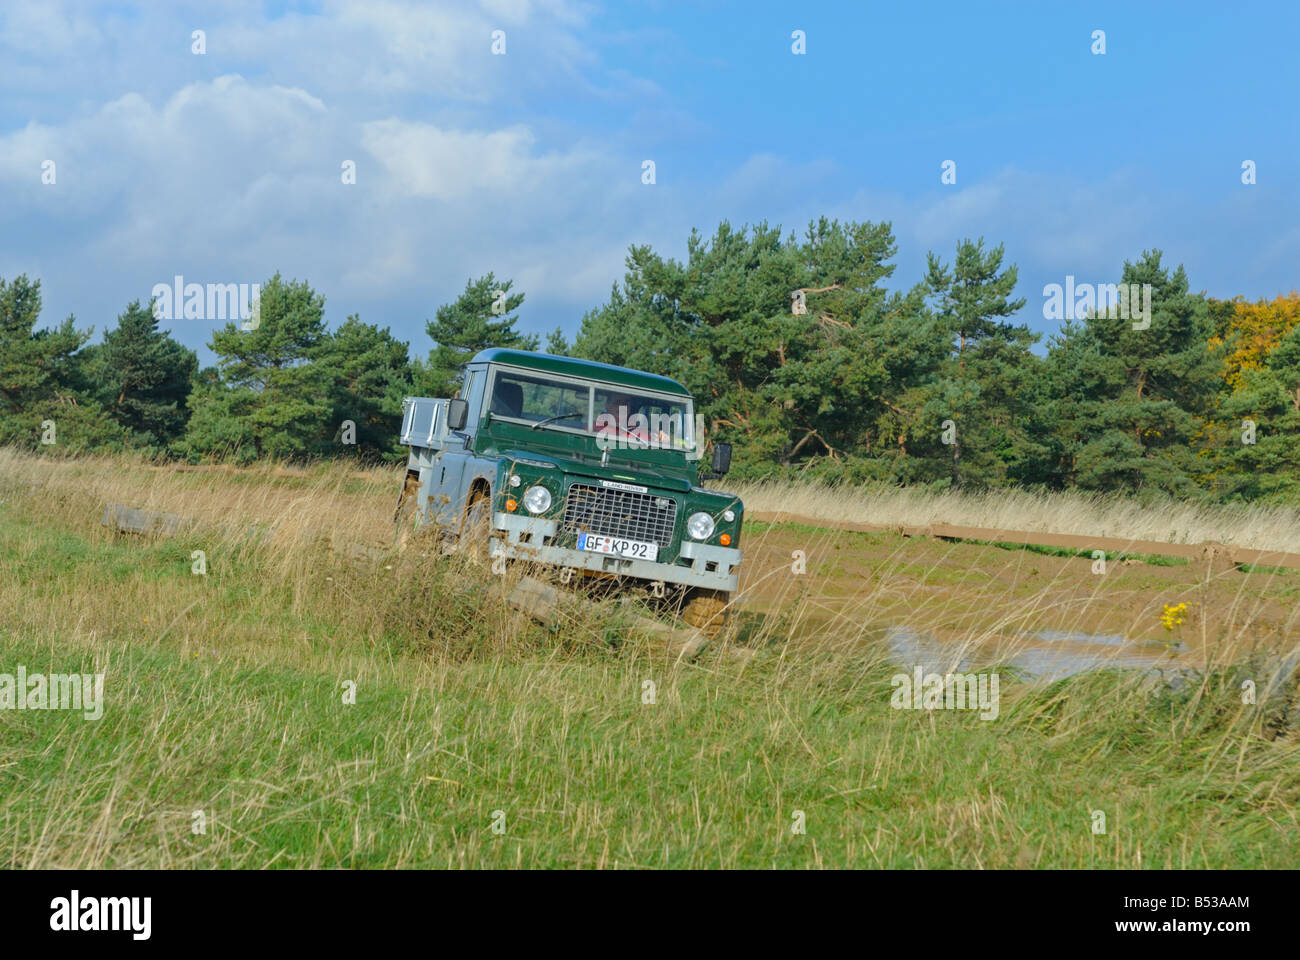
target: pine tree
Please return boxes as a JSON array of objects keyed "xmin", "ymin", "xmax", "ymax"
[
  {"xmin": 316, "ymin": 314, "xmax": 412, "ymax": 460},
  {"xmin": 545, "ymin": 327, "xmax": 571, "ymax": 356},
  {"xmin": 0, "ymin": 275, "xmax": 84, "ymax": 417},
  {"xmin": 419, "ymin": 274, "xmax": 536, "ymax": 397},
  {"xmin": 181, "ymin": 273, "xmax": 332, "ymax": 462},
  {"xmin": 1218, "ymin": 322, "xmax": 1300, "ymax": 501},
  {"xmin": 80, "ymin": 299, "xmax": 198, "ymax": 448},
  {"xmin": 573, "ymin": 218, "xmax": 926, "ymax": 478},
  {"xmin": 917, "ymin": 238, "xmax": 1031, "ymax": 488},
  {"xmin": 0, "ymin": 274, "xmax": 129, "ymax": 450},
  {"xmin": 1046, "ymin": 251, "xmax": 1221, "ymax": 496}
]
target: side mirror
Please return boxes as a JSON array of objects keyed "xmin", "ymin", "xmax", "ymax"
[
  {"xmin": 446, "ymin": 398, "xmax": 469, "ymax": 432},
  {"xmin": 710, "ymin": 442, "xmax": 732, "ymax": 476}
]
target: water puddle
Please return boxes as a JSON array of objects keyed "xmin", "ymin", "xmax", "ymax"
[{"xmin": 887, "ymin": 625, "xmax": 1184, "ymax": 684}]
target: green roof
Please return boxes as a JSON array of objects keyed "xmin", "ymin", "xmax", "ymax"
[{"xmin": 471, "ymin": 348, "xmax": 691, "ymax": 397}]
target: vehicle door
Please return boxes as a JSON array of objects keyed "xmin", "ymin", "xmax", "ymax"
[{"xmin": 428, "ymin": 366, "xmax": 487, "ymax": 525}]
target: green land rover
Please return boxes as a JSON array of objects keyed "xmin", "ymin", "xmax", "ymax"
[{"xmin": 394, "ymin": 349, "xmax": 743, "ymax": 635}]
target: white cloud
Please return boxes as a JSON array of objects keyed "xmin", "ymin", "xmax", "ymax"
[
  {"xmin": 0, "ymin": 60, "xmax": 670, "ymax": 346},
  {"xmin": 362, "ymin": 120, "xmax": 577, "ymax": 200},
  {"xmin": 1, "ymin": 0, "xmax": 599, "ymax": 112},
  {"xmin": 0, "ymin": 0, "xmax": 102, "ymax": 56}
]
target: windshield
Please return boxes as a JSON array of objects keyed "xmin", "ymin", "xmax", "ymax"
[{"xmin": 487, "ymin": 368, "xmax": 694, "ymax": 453}]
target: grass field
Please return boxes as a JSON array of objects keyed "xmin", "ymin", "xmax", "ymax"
[{"xmin": 1, "ymin": 449, "xmax": 1297, "ymax": 868}]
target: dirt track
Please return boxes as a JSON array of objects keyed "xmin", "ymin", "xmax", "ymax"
[
  {"xmin": 736, "ymin": 513, "xmax": 1300, "ymax": 677},
  {"xmin": 747, "ymin": 510, "xmax": 1300, "ymax": 570}
]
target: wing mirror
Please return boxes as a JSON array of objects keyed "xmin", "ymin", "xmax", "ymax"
[
  {"xmin": 710, "ymin": 442, "xmax": 732, "ymax": 476},
  {"xmin": 446, "ymin": 398, "xmax": 469, "ymax": 431}
]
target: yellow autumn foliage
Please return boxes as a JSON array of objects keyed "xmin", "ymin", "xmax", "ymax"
[{"xmin": 1210, "ymin": 291, "xmax": 1300, "ymax": 391}]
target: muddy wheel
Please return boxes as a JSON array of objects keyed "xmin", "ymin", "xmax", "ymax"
[
  {"xmin": 460, "ymin": 496, "xmax": 491, "ymax": 565},
  {"xmin": 394, "ymin": 516, "xmax": 411, "ymax": 552},
  {"xmin": 681, "ymin": 588, "xmax": 730, "ymax": 640},
  {"xmin": 397, "ymin": 514, "xmax": 444, "ymax": 555},
  {"xmin": 392, "ymin": 471, "xmax": 421, "ymax": 552}
]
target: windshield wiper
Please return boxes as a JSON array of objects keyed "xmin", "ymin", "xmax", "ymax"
[{"xmin": 530, "ymin": 412, "xmax": 586, "ymax": 430}]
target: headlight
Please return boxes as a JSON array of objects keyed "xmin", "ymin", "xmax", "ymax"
[
  {"xmin": 723, "ymin": 509, "xmax": 735, "ymax": 522},
  {"xmin": 687, "ymin": 512, "xmax": 715, "ymax": 540},
  {"xmin": 522, "ymin": 485, "xmax": 552, "ymax": 514}
]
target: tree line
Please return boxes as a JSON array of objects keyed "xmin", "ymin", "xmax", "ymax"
[{"xmin": 2, "ymin": 218, "xmax": 1298, "ymax": 503}]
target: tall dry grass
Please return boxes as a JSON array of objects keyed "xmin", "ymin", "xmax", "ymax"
[
  {"xmin": 1, "ymin": 447, "xmax": 1297, "ymax": 867},
  {"xmin": 732, "ymin": 478, "xmax": 1300, "ymax": 554}
]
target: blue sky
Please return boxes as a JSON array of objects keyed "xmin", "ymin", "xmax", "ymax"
[{"xmin": 2, "ymin": 0, "xmax": 1298, "ymax": 367}]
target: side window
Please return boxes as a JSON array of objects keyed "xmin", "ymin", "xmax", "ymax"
[{"xmin": 462, "ymin": 369, "xmax": 486, "ymax": 431}]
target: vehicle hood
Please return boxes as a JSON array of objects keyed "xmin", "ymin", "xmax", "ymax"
[{"xmin": 500, "ymin": 449, "xmax": 694, "ymax": 493}]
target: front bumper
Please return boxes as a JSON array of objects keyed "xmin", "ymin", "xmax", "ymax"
[{"xmin": 490, "ymin": 512, "xmax": 740, "ymax": 592}]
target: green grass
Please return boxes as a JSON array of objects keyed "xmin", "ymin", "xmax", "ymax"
[
  {"xmin": 957, "ymin": 538, "xmax": 1190, "ymax": 567},
  {"xmin": 1235, "ymin": 563, "xmax": 1298, "ymax": 577},
  {"xmin": 3, "ymin": 628, "xmax": 1292, "ymax": 867},
  {"xmin": 1, "ymin": 464, "xmax": 1298, "ymax": 868}
]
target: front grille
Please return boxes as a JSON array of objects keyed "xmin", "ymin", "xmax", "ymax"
[{"xmin": 562, "ymin": 483, "xmax": 678, "ymax": 548}]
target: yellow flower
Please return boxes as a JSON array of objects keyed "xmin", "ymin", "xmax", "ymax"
[{"xmin": 1160, "ymin": 602, "xmax": 1188, "ymax": 631}]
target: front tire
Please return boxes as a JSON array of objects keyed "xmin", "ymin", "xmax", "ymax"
[
  {"xmin": 393, "ymin": 470, "xmax": 421, "ymax": 552},
  {"xmin": 680, "ymin": 588, "xmax": 730, "ymax": 639},
  {"xmin": 460, "ymin": 496, "xmax": 491, "ymax": 565}
]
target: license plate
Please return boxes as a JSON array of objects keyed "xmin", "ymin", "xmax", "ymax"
[{"xmin": 577, "ymin": 532, "xmax": 658, "ymax": 561}]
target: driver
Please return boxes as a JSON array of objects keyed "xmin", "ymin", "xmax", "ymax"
[{"xmin": 596, "ymin": 392, "xmax": 670, "ymax": 446}]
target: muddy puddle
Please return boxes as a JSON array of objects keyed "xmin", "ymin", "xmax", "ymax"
[{"xmin": 887, "ymin": 625, "xmax": 1186, "ymax": 684}]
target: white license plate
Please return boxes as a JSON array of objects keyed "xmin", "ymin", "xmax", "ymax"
[{"xmin": 577, "ymin": 532, "xmax": 658, "ymax": 561}]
